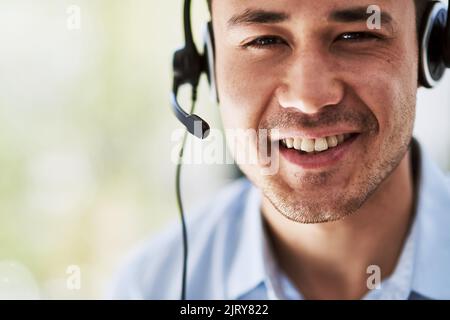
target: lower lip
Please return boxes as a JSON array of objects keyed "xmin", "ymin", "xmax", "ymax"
[{"xmin": 279, "ymin": 134, "xmax": 360, "ymax": 170}]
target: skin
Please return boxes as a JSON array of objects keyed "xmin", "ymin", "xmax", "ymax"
[{"xmin": 211, "ymin": 0, "xmax": 418, "ymax": 299}]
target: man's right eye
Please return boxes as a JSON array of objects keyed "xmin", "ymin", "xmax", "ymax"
[{"xmin": 243, "ymin": 36, "xmax": 288, "ymax": 49}]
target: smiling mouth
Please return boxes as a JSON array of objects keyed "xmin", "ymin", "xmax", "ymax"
[
  {"xmin": 280, "ymin": 133, "xmax": 359, "ymax": 155},
  {"xmin": 277, "ymin": 132, "xmax": 361, "ymax": 169}
]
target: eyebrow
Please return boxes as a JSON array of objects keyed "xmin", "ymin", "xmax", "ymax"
[
  {"xmin": 227, "ymin": 6, "xmax": 394, "ymax": 29},
  {"xmin": 329, "ymin": 6, "xmax": 393, "ymax": 25},
  {"xmin": 227, "ymin": 9, "xmax": 290, "ymax": 28}
]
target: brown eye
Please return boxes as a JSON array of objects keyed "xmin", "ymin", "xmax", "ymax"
[
  {"xmin": 338, "ymin": 32, "xmax": 381, "ymax": 42},
  {"xmin": 244, "ymin": 36, "xmax": 288, "ymax": 49}
]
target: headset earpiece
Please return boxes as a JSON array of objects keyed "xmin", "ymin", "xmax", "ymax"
[
  {"xmin": 173, "ymin": 46, "xmax": 204, "ymax": 91},
  {"xmin": 443, "ymin": 1, "xmax": 450, "ymax": 66},
  {"xmin": 419, "ymin": 1, "xmax": 449, "ymax": 88}
]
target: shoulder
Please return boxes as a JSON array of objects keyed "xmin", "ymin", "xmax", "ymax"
[
  {"xmin": 108, "ymin": 178, "xmax": 254, "ymax": 300},
  {"xmin": 411, "ymin": 154, "xmax": 450, "ymax": 299},
  {"xmin": 447, "ymin": 172, "xmax": 450, "ymax": 187}
]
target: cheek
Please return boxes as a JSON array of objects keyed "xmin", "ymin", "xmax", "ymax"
[
  {"xmin": 341, "ymin": 52, "xmax": 417, "ymax": 139},
  {"xmin": 216, "ymin": 48, "xmax": 279, "ymax": 131}
]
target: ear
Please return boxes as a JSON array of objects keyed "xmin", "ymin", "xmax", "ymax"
[
  {"xmin": 203, "ymin": 21, "xmax": 219, "ymax": 103},
  {"xmin": 418, "ymin": 1, "xmax": 449, "ymax": 88}
]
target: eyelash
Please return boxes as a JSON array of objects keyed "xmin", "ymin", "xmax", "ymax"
[
  {"xmin": 243, "ymin": 36, "xmax": 287, "ymax": 49},
  {"xmin": 338, "ymin": 32, "xmax": 382, "ymax": 42},
  {"xmin": 243, "ymin": 32, "xmax": 382, "ymax": 49}
]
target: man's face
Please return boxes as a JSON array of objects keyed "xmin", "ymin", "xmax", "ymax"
[{"xmin": 212, "ymin": 0, "xmax": 418, "ymax": 223}]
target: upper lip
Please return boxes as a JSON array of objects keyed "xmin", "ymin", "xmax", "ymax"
[{"xmin": 271, "ymin": 128, "xmax": 361, "ymax": 141}]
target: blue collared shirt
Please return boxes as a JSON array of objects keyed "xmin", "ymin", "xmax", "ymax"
[{"xmin": 110, "ymin": 141, "xmax": 450, "ymax": 300}]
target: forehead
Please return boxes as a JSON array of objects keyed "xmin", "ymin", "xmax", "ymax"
[{"xmin": 212, "ymin": 0, "xmax": 413, "ymax": 26}]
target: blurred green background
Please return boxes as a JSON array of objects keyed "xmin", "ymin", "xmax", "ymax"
[
  {"xmin": 0, "ymin": 0, "xmax": 229, "ymax": 299},
  {"xmin": 0, "ymin": 0, "xmax": 448, "ymax": 299}
]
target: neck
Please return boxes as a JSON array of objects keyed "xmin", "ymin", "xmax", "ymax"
[{"xmin": 261, "ymin": 150, "xmax": 415, "ymax": 300}]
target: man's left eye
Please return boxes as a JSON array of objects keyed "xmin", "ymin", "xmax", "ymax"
[{"xmin": 338, "ymin": 32, "xmax": 381, "ymax": 42}]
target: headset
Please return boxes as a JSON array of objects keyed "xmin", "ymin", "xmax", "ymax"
[
  {"xmin": 171, "ymin": 0, "xmax": 217, "ymax": 140},
  {"xmin": 420, "ymin": 1, "xmax": 450, "ymax": 87},
  {"xmin": 170, "ymin": 0, "xmax": 450, "ymax": 300}
]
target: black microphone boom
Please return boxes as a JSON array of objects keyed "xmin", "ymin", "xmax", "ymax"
[{"xmin": 171, "ymin": 91, "xmax": 210, "ymax": 139}]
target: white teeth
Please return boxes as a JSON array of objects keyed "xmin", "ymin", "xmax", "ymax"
[
  {"xmin": 326, "ymin": 135, "xmax": 338, "ymax": 147},
  {"xmin": 285, "ymin": 138, "xmax": 294, "ymax": 148},
  {"xmin": 314, "ymin": 138, "xmax": 328, "ymax": 152},
  {"xmin": 301, "ymin": 139, "xmax": 315, "ymax": 153},
  {"xmin": 293, "ymin": 137, "xmax": 302, "ymax": 150},
  {"xmin": 282, "ymin": 133, "xmax": 353, "ymax": 153}
]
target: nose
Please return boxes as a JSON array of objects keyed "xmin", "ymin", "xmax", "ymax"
[{"xmin": 277, "ymin": 50, "xmax": 345, "ymax": 114}]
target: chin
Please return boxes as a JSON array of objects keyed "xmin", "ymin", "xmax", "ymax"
[
  {"xmin": 257, "ymin": 172, "xmax": 378, "ymax": 224},
  {"xmin": 267, "ymin": 189, "xmax": 366, "ymax": 224}
]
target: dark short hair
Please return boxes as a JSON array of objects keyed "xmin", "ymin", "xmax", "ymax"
[{"xmin": 206, "ymin": 0, "xmax": 430, "ymax": 36}]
